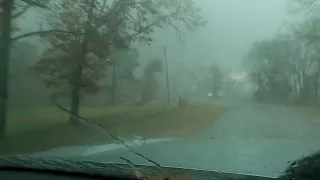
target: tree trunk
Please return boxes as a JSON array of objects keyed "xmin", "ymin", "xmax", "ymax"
[
  {"xmin": 69, "ymin": 68, "xmax": 81, "ymax": 125},
  {"xmin": 315, "ymin": 61, "xmax": 320, "ymax": 105},
  {"xmin": 0, "ymin": 0, "xmax": 13, "ymax": 144},
  {"xmin": 314, "ymin": 81, "xmax": 318, "ymax": 105},
  {"xmin": 293, "ymin": 75, "xmax": 299, "ymax": 102},
  {"xmin": 111, "ymin": 64, "xmax": 117, "ymax": 106},
  {"xmin": 314, "ymin": 73, "xmax": 319, "ymax": 105},
  {"xmin": 69, "ymin": 37, "xmax": 88, "ymax": 125},
  {"xmin": 68, "ymin": 0, "xmax": 96, "ymax": 124}
]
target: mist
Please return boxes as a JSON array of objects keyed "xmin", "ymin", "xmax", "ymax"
[{"xmin": 8, "ymin": 0, "xmax": 307, "ymax": 107}]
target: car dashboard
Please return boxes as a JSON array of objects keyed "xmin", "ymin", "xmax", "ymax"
[{"xmin": 0, "ymin": 157, "xmax": 275, "ymax": 180}]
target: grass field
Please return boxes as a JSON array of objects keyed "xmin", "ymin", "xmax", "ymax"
[{"xmin": 1, "ymin": 105, "xmax": 226, "ymax": 156}]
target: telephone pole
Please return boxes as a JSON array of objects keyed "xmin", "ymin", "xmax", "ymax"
[{"xmin": 163, "ymin": 46, "xmax": 171, "ymax": 106}]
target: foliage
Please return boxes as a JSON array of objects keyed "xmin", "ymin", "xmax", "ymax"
[
  {"xmin": 209, "ymin": 64, "xmax": 224, "ymax": 97},
  {"xmin": 245, "ymin": 15, "xmax": 320, "ymax": 104},
  {"xmin": 8, "ymin": 42, "xmax": 52, "ymax": 107},
  {"xmin": 110, "ymin": 47, "xmax": 140, "ymax": 80},
  {"xmin": 246, "ymin": 37, "xmax": 295, "ymax": 102},
  {"xmin": 34, "ymin": 49, "xmax": 109, "ymax": 99},
  {"xmin": 33, "ymin": 0, "xmax": 206, "ymax": 99},
  {"xmin": 140, "ymin": 58, "xmax": 163, "ymax": 105},
  {"xmin": 107, "ymin": 47, "xmax": 140, "ymax": 105}
]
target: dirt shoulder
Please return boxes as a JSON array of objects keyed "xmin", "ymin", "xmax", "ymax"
[{"xmin": 0, "ymin": 105, "xmax": 226, "ymax": 156}]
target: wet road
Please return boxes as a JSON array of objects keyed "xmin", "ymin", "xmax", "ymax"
[{"xmin": 34, "ymin": 104, "xmax": 320, "ymax": 177}]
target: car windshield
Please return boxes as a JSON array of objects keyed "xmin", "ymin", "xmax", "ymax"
[{"xmin": 0, "ymin": 0, "xmax": 319, "ymax": 178}]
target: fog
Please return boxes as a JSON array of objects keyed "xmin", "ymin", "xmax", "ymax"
[
  {"xmin": 9, "ymin": 0, "xmax": 310, "ymax": 107},
  {"xmin": 7, "ymin": 0, "xmax": 320, "ymax": 170},
  {"xmin": 17, "ymin": 0, "xmax": 295, "ymax": 66},
  {"xmin": 140, "ymin": 0, "xmax": 294, "ymax": 70}
]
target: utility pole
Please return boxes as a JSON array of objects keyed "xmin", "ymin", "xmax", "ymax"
[
  {"xmin": 111, "ymin": 63, "xmax": 117, "ymax": 106},
  {"xmin": 163, "ymin": 46, "xmax": 170, "ymax": 106}
]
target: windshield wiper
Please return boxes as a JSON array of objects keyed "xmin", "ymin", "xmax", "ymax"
[{"xmin": 52, "ymin": 102, "xmax": 162, "ymax": 168}]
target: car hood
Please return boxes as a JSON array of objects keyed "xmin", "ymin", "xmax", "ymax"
[{"xmin": 26, "ymin": 136, "xmax": 320, "ymax": 178}]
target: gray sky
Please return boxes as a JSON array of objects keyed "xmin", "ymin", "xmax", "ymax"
[
  {"xmin": 17, "ymin": 0, "xmax": 302, "ymax": 75},
  {"xmin": 139, "ymin": 0, "xmax": 301, "ymax": 74}
]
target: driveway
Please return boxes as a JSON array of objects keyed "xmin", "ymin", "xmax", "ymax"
[{"xmin": 33, "ymin": 104, "xmax": 320, "ymax": 177}]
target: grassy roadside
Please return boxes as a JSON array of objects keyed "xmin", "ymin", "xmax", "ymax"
[{"xmin": 1, "ymin": 105, "xmax": 226, "ymax": 156}]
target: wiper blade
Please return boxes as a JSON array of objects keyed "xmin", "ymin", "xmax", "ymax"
[{"xmin": 52, "ymin": 102, "xmax": 162, "ymax": 168}]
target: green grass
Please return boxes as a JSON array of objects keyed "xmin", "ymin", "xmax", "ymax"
[
  {"xmin": 7, "ymin": 105, "xmax": 172, "ymax": 135},
  {"xmin": 1, "ymin": 105, "xmax": 226, "ymax": 156},
  {"xmin": 7, "ymin": 107, "xmax": 69, "ymax": 135}
]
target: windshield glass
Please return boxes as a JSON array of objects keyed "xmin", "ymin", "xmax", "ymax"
[{"xmin": 0, "ymin": 0, "xmax": 319, "ymax": 178}]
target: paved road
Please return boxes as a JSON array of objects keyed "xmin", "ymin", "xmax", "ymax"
[{"xmin": 34, "ymin": 104, "xmax": 320, "ymax": 177}]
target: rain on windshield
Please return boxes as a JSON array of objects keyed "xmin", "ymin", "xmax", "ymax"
[{"xmin": 0, "ymin": 0, "xmax": 320, "ymax": 178}]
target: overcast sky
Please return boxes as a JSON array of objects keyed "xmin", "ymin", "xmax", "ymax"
[
  {"xmin": 17, "ymin": 0, "xmax": 304, "ymax": 75},
  {"xmin": 138, "ymin": 0, "xmax": 304, "ymax": 75}
]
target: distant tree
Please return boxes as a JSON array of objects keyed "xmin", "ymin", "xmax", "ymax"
[
  {"xmin": 291, "ymin": 17, "xmax": 320, "ymax": 104},
  {"xmin": 291, "ymin": 0, "xmax": 320, "ymax": 103},
  {"xmin": 245, "ymin": 37, "xmax": 295, "ymax": 103},
  {"xmin": 242, "ymin": 1, "xmax": 320, "ymax": 105},
  {"xmin": 243, "ymin": 26, "xmax": 320, "ymax": 104},
  {"xmin": 109, "ymin": 47, "xmax": 140, "ymax": 105},
  {"xmin": 139, "ymin": 58, "xmax": 163, "ymax": 105},
  {"xmin": 209, "ymin": 64, "xmax": 224, "ymax": 97},
  {"xmin": 10, "ymin": 41, "xmax": 39, "ymax": 76},
  {"xmin": 8, "ymin": 41, "xmax": 52, "ymax": 108},
  {"xmin": 116, "ymin": 48, "xmax": 140, "ymax": 80}
]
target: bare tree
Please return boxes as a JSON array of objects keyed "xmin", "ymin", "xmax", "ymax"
[
  {"xmin": 209, "ymin": 64, "xmax": 224, "ymax": 98},
  {"xmin": 140, "ymin": 59, "xmax": 163, "ymax": 105},
  {"xmin": 245, "ymin": 16, "xmax": 320, "ymax": 104}
]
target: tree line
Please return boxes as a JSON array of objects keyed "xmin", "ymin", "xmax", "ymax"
[{"xmin": 245, "ymin": 14, "xmax": 320, "ymax": 104}]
